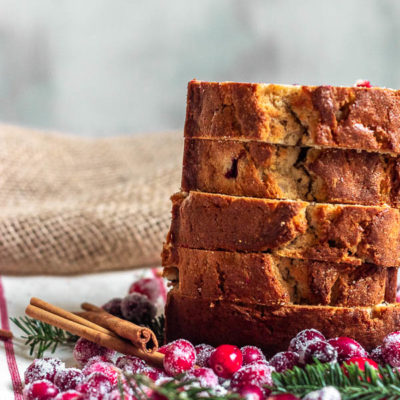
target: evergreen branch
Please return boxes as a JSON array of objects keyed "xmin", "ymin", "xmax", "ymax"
[
  {"xmin": 124, "ymin": 373, "xmax": 240, "ymax": 400},
  {"xmin": 10, "ymin": 316, "xmax": 78, "ymax": 358},
  {"xmin": 271, "ymin": 360, "xmax": 400, "ymax": 400}
]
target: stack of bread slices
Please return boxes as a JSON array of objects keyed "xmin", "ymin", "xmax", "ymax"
[{"xmin": 162, "ymin": 79, "xmax": 400, "ymax": 355}]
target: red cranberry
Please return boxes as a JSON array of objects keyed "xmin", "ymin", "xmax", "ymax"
[
  {"xmin": 230, "ymin": 363, "xmax": 275, "ymax": 390},
  {"xmin": 120, "ymin": 293, "xmax": 156, "ymax": 324},
  {"xmin": 304, "ymin": 341, "xmax": 337, "ymax": 364},
  {"xmin": 24, "ymin": 358, "xmax": 64, "ymax": 384},
  {"xmin": 158, "ymin": 344, "xmax": 169, "ymax": 354},
  {"xmin": 269, "ymin": 351, "xmax": 300, "ymax": 372},
  {"xmin": 241, "ymin": 346, "xmax": 266, "ymax": 365},
  {"xmin": 327, "ymin": 337, "xmax": 367, "ymax": 363},
  {"xmin": 236, "ymin": 384, "xmax": 265, "ymax": 400},
  {"xmin": 195, "ymin": 344, "xmax": 215, "ymax": 367},
  {"xmin": 75, "ymin": 372, "xmax": 113, "ymax": 399},
  {"xmin": 102, "ymin": 298, "xmax": 123, "ymax": 318},
  {"xmin": 355, "ymin": 80, "xmax": 372, "ymax": 88},
  {"xmin": 289, "ymin": 329, "xmax": 325, "ymax": 356},
  {"xmin": 267, "ymin": 395, "xmax": 300, "ymax": 400},
  {"xmin": 163, "ymin": 339, "xmax": 196, "ymax": 375},
  {"xmin": 396, "ymin": 288, "xmax": 400, "ymax": 303},
  {"xmin": 107, "ymin": 389, "xmax": 134, "ymax": 400},
  {"xmin": 186, "ymin": 367, "xmax": 218, "ymax": 388},
  {"xmin": 142, "ymin": 366, "xmax": 166, "ymax": 381},
  {"xmin": 116, "ymin": 355, "xmax": 146, "ymax": 374},
  {"xmin": 382, "ymin": 331, "xmax": 400, "ymax": 367},
  {"xmin": 303, "ymin": 386, "xmax": 341, "ymax": 400},
  {"xmin": 55, "ymin": 391, "xmax": 83, "ymax": 400},
  {"xmin": 209, "ymin": 344, "xmax": 243, "ymax": 378},
  {"xmin": 23, "ymin": 379, "xmax": 60, "ymax": 400},
  {"xmin": 370, "ymin": 346, "xmax": 385, "ymax": 365},
  {"xmin": 85, "ymin": 355, "xmax": 113, "ymax": 367},
  {"xmin": 129, "ymin": 277, "xmax": 165, "ymax": 303},
  {"xmin": 54, "ymin": 368, "xmax": 84, "ymax": 391},
  {"xmin": 73, "ymin": 338, "xmax": 115, "ymax": 367},
  {"xmin": 342, "ymin": 357, "xmax": 378, "ymax": 373},
  {"xmin": 82, "ymin": 361, "xmax": 121, "ymax": 385}
]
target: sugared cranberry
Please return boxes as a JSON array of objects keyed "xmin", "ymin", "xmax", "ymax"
[
  {"xmin": 267, "ymin": 395, "xmax": 300, "ymax": 400},
  {"xmin": 163, "ymin": 339, "xmax": 196, "ymax": 375},
  {"xmin": 120, "ymin": 293, "xmax": 157, "ymax": 324},
  {"xmin": 269, "ymin": 351, "xmax": 300, "ymax": 372},
  {"xmin": 304, "ymin": 341, "xmax": 337, "ymax": 364},
  {"xmin": 107, "ymin": 389, "xmax": 134, "ymax": 400},
  {"xmin": 142, "ymin": 366, "xmax": 166, "ymax": 381},
  {"xmin": 382, "ymin": 331, "xmax": 400, "ymax": 367},
  {"xmin": 24, "ymin": 357, "xmax": 64, "ymax": 384},
  {"xmin": 102, "ymin": 298, "xmax": 123, "ymax": 318},
  {"xmin": 186, "ymin": 367, "xmax": 219, "ymax": 388},
  {"xmin": 303, "ymin": 386, "xmax": 341, "ymax": 400},
  {"xmin": 116, "ymin": 355, "xmax": 146, "ymax": 374},
  {"xmin": 55, "ymin": 391, "xmax": 83, "ymax": 400},
  {"xmin": 370, "ymin": 346, "xmax": 385, "ymax": 365},
  {"xmin": 85, "ymin": 355, "xmax": 113, "ymax": 367},
  {"xmin": 355, "ymin": 80, "xmax": 372, "ymax": 88},
  {"xmin": 158, "ymin": 344, "xmax": 169, "ymax": 355},
  {"xmin": 73, "ymin": 338, "xmax": 115, "ymax": 367},
  {"xmin": 129, "ymin": 277, "xmax": 165, "ymax": 303},
  {"xmin": 230, "ymin": 363, "xmax": 275, "ymax": 390},
  {"xmin": 195, "ymin": 344, "xmax": 215, "ymax": 367},
  {"xmin": 289, "ymin": 329, "xmax": 325, "ymax": 357},
  {"xmin": 342, "ymin": 357, "xmax": 378, "ymax": 372},
  {"xmin": 75, "ymin": 372, "xmax": 113, "ymax": 399},
  {"xmin": 23, "ymin": 379, "xmax": 60, "ymax": 400},
  {"xmin": 327, "ymin": 337, "xmax": 367, "ymax": 363},
  {"xmin": 82, "ymin": 361, "xmax": 121, "ymax": 385},
  {"xmin": 236, "ymin": 384, "xmax": 265, "ymax": 400},
  {"xmin": 209, "ymin": 344, "xmax": 243, "ymax": 379},
  {"xmin": 241, "ymin": 346, "xmax": 266, "ymax": 365},
  {"xmin": 396, "ymin": 288, "xmax": 400, "ymax": 303},
  {"xmin": 54, "ymin": 368, "xmax": 84, "ymax": 391}
]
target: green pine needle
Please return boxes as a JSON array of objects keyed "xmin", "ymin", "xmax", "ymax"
[
  {"xmin": 123, "ymin": 373, "xmax": 240, "ymax": 400},
  {"xmin": 271, "ymin": 360, "xmax": 400, "ymax": 400},
  {"xmin": 143, "ymin": 314, "xmax": 165, "ymax": 345},
  {"xmin": 10, "ymin": 316, "xmax": 79, "ymax": 358}
]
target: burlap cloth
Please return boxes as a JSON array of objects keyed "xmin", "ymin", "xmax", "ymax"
[{"xmin": 0, "ymin": 124, "xmax": 183, "ymax": 275}]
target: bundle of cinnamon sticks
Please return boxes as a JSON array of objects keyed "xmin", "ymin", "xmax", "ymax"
[{"xmin": 25, "ymin": 297, "xmax": 164, "ymax": 368}]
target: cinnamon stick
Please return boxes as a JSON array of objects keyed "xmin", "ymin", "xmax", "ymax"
[
  {"xmin": 25, "ymin": 304, "xmax": 164, "ymax": 368},
  {"xmin": 30, "ymin": 297, "xmax": 117, "ymax": 337},
  {"xmin": 0, "ymin": 329, "xmax": 13, "ymax": 340},
  {"xmin": 79, "ymin": 302, "xmax": 158, "ymax": 353}
]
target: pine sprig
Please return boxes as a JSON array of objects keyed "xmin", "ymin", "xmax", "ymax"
[
  {"xmin": 10, "ymin": 316, "xmax": 78, "ymax": 358},
  {"xmin": 271, "ymin": 360, "xmax": 400, "ymax": 400},
  {"xmin": 123, "ymin": 373, "xmax": 240, "ymax": 400}
]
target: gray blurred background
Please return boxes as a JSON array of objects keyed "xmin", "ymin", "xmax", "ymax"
[{"xmin": 1, "ymin": 0, "xmax": 400, "ymax": 137}]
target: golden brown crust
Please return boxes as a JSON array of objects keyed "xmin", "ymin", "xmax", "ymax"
[
  {"xmin": 162, "ymin": 247, "xmax": 397, "ymax": 307},
  {"xmin": 167, "ymin": 191, "xmax": 400, "ymax": 266},
  {"xmin": 185, "ymin": 80, "xmax": 400, "ymax": 154},
  {"xmin": 182, "ymin": 138, "xmax": 395, "ymax": 206},
  {"xmin": 165, "ymin": 292, "xmax": 400, "ymax": 355}
]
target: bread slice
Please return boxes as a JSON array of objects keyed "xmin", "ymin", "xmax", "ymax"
[
  {"xmin": 185, "ymin": 80, "xmax": 400, "ymax": 155},
  {"xmin": 166, "ymin": 191, "xmax": 400, "ymax": 266},
  {"xmin": 165, "ymin": 291, "xmax": 400, "ymax": 355},
  {"xmin": 162, "ymin": 247, "xmax": 397, "ymax": 307},
  {"xmin": 182, "ymin": 138, "xmax": 400, "ymax": 207}
]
